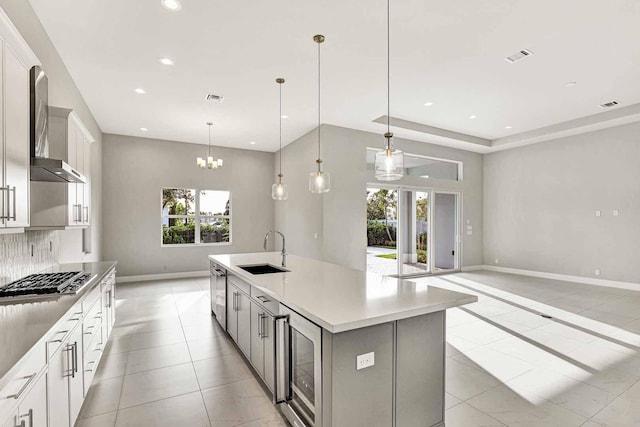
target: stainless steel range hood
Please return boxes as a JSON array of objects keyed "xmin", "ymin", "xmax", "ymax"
[
  {"xmin": 30, "ymin": 65, "xmax": 86, "ymax": 184},
  {"xmin": 30, "ymin": 158, "xmax": 86, "ymax": 183}
]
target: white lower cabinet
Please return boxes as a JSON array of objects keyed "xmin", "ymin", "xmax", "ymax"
[
  {"xmin": 250, "ymin": 302, "xmax": 275, "ymax": 392},
  {"xmin": 2, "ymin": 372, "xmax": 46, "ymax": 427},
  {"xmin": 227, "ymin": 283, "xmax": 251, "ymax": 358},
  {"xmin": 48, "ymin": 323, "xmax": 83, "ymax": 427}
]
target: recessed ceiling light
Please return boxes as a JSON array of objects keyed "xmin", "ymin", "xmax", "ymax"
[
  {"xmin": 565, "ymin": 81, "xmax": 577, "ymax": 87},
  {"xmin": 469, "ymin": 115, "xmax": 477, "ymax": 119},
  {"xmin": 134, "ymin": 88, "xmax": 146, "ymax": 94},
  {"xmin": 423, "ymin": 102, "xmax": 433, "ymax": 107},
  {"xmin": 159, "ymin": 58, "xmax": 174, "ymax": 66},
  {"xmin": 161, "ymin": 0, "xmax": 182, "ymax": 11},
  {"xmin": 250, "ymin": 141, "xmax": 256, "ymax": 145},
  {"xmin": 140, "ymin": 127, "xmax": 148, "ymax": 131},
  {"xmin": 281, "ymin": 115, "xmax": 288, "ymax": 119},
  {"xmin": 505, "ymin": 125, "xmax": 512, "ymax": 129}
]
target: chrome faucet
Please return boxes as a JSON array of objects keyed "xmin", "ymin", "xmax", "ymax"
[{"xmin": 263, "ymin": 230, "xmax": 286, "ymax": 267}]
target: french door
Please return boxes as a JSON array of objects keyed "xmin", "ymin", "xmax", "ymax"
[{"xmin": 366, "ymin": 185, "xmax": 460, "ymax": 277}]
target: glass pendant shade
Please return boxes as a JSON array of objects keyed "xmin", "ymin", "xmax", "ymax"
[
  {"xmin": 272, "ymin": 182, "xmax": 288, "ymax": 200},
  {"xmin": 375, "ymin": 148, "xmax": 404, "ymax": 181},
  {"xmin": 197, "ymin": 157, "xmax": 206, "ymax": 168},
  {"xmin": 309, "ymin": 170, "xmax": 330, "ymax": 193}
]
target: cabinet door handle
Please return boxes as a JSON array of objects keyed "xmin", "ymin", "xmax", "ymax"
[
  {"xmin": 19, "ymin": 409, "xmax": 32, "ymax": 427},
  {"xmin": 9, "ymin": 186, "xmax": 16, "ymax": 221},
  {"xmin": 7, "ymin": 373, "xmax": 37, "ymax": 399},
  {"xmin": 257, "ymin": 312, "xmax": 262, "ymax": 338},
  {"xmin": 261, "ymin": 314, "xmax": 268, "ymax": 339},
  {"xmin": 0, "ymin": 186, "xmax": 8, "ymax": 220}
]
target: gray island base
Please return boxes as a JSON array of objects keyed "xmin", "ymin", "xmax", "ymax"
[{"xmin": 209, "ymin": 252, "xmax": 476, "ymax": 427}]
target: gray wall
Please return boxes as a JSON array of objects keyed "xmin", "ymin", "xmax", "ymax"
[
  {"xmin": 484, "ymin": 122, "xmax": 640, "ymax": 283},
  {"xmin": 275, "ymin": 125, "xmax": 484, "ymax": 271},
  {"xmin": 102, "ymin": 134, "xmax": 275, "ymax": 277},
  {"xmin": 0, "ymin": 0, "xmax": 103, "ymax": 264}
]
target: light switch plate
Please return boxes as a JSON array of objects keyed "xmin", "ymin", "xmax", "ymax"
[
  {"xmin": 596, "ymin": 210, "xmax": 601, "ymax": 217},
  {"xmin": 356, "ymin": 352, "xmax": 375, "ymax": 370},
  {"xmin": 613, "ymin": 210, "xmax": 619, "ymax": 216}
]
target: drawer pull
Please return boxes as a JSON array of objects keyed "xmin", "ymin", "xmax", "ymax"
[
  {"xmin": 7, "ymin": 373, "xmax": 37, "ymax": 399},
  {"xmin": 49, "ymin": 339, "xmax": 63, "ymax": 343},
  {"xmin": 256, "ymin": 295, "xmax": 270, "ymax": 303}
]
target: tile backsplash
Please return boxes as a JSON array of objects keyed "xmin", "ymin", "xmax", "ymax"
[{"xmin": 0, "ymin": 231, "xmax": 59, "ymax": 286}]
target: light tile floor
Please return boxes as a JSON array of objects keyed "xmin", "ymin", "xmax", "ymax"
[{"xmin": 76, "ymin": 271, "xmax": 640, "ymax": 427}]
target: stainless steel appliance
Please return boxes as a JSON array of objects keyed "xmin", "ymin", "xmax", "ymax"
[
  {"xmin": 210, "ymin": 261, "xmax": 227, "ymax": 329},
  {"xmin": 29, "ymin": 65, "xmax": 86, "ymax": 184},
  {"xmin": 275, "ymin": 304, "xmax": 322, "ymax": 427},
  {"xmin": 0, "ymin": 271, "xmax": 92, "ymax": 300}
]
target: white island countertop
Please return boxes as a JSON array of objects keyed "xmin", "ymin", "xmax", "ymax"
[{"xmin": 209, "ymin": 252, "xmax": 477, "ymax": 333}]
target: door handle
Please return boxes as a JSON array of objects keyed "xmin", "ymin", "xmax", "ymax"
[
  {"xmin": 273, "ymin": 315, "xmax": 290, "ymax": 404},
  {"xmin": 257, "ymin": 312, "xmax": 262, "ymax": 338},
  {"xmin": 9, "ymin": 186, "xmax": 16, "ymax": 221},
  {"xmin": 19, "ymin": 409, "xmax": 32, "ymax": 427},
  {"xmin": 0, "ymin": 186, "xmax": 8, "ymax": 220}
]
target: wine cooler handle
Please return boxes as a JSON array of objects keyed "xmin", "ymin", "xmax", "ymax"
[{"xmin": 273, "ymin": 314, "xmax": 290, "ymax": 404}]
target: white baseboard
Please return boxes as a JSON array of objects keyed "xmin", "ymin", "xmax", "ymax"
[
  {"xmin": 475, "ymin": 265, "xmax": 640, "ymax": 292},
  {"xmin": 117, "ymin": 270, "xmax": 209, "ymax": 284},
  {"xmin": 461, "ymin": 265, "xmax": 484, "ymax": 272}
]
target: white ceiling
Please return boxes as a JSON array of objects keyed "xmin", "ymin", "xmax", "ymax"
[{"xmin": 28, "ymin": 0, "xmax": 640, "ymax": 153}]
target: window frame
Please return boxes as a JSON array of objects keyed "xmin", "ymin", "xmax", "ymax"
[{"xmin": 161, "ymin": 188, "xmax": 233, "ymax": 247}]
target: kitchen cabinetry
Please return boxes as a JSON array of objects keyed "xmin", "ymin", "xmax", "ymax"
[
  {"xmin": 29, "ymin": 107, "xmax": 94, "ymax": 229},
  {"xmin": 250, "ymin": 301, "xmax": 275, "ymax": 392},
  {"xmin": 227, "ymin": 278, "xmax": 251, "ymax": 359},
  {"xmin": 0, "ymin": 37, "xmax": 30, "ymax": 231},
  {"xmin": 2, "ymin": 372, "xmax": 47, "ymax": 427},
  {"xmin": 48, "ymin": 322, "xmax": 83, "ymax": 427}
]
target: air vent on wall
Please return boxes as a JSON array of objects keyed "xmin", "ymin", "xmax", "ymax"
[
  {"xmin": 505, "ymin": 49, "xmax": 533, "ymax": 63},
  {"xmin": 599, "ymin": 100, "xmax": 620, "ymax": 109},
  {"xmin": 206, "ymin": 94, "xmax": 224, "ymax": 103}
]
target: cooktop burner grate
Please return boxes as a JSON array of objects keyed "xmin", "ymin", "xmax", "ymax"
[{"xmin": 0, "ymin": 271, "xmax": 91, "ymax": 298}]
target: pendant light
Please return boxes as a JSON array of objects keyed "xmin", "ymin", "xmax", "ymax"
[
  {"xmin": 272, "ymin": 78, "xmax": 288, "ymax": 200},
  {"xmin": 197, "ymin": 122, "xmax": 223, "ymax": 169},
  {"xmin": 374, "ymin": 0, "xmax": 404, "ymax": 181},
  {"xmin": 308, "ymin": 34, "xmax": 331, "ymax": 193}
]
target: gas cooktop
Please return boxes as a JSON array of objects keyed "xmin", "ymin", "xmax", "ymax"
[{"xmin": 0, "ymin": 271, "xmax": 92, "ymax": 299}]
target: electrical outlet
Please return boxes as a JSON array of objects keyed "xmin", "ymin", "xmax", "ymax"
[
  {"xmin": 495, "ymin": 258, "xmax": 499, "ymax": 264},
  {"xmin": 595, "ymin": 269, "xmax": 601, "ymax": 276},
  {"xmin": 595, "ymin": 210, "xmax": 601, "ymax": 217},
  {"xmin": 314, "ymin": 233, "xmax": 318, "ymax": 239},
  {"xmin": 356, "ymin": 352, "xmax": 375, "ymax": 370},
  {"xmin": 613, "ymin": 210, "xmax": 619, "ymax": 216}
]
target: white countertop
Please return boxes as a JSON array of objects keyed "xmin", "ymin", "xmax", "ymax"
[{"xmin": 209, "ymin": 253, "xmax": 477, "ymax": 333}]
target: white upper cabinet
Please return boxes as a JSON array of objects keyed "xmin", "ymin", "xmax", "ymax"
[{"xmin": 0, "ymin": 6, "xmax": 40, "ymax": 232}]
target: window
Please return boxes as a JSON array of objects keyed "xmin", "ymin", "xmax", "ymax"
[
  {"xmin": 366, "ymin": 149, "xmax": 463, "ymax": 181},
  {"xmin": 161, "ymin": 188, "xmax": 231, "ymax": 245}
]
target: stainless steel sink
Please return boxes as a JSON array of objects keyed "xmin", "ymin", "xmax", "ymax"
[{"xmin": 238, "ymin": 264, "xmax": 290, "ymax": 275}]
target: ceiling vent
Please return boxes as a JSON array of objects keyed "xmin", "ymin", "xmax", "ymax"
[
  {"xmin": 206, "ymin": 94, "xmax": 224, "ymax": 103},
  {"xmin": 599, "ymin": 100, "xmax": 620, "ymax": 109},
  {"xmin": 505, "ymin": 49, "xmax": 534, "ymax": 63}
]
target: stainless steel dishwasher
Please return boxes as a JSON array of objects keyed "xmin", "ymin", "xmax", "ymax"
[{"xmin": 210, "ymin": 261, "xmax": 227, "ymax": 329}]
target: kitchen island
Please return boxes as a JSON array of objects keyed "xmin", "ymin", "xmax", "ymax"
[{"xmin": 209, "ymin": 252, "xmax": 477, "ymax": 427}]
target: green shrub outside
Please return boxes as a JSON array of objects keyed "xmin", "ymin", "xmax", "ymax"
[{"xmin": 163, "ymin": 221, "xmax": 230, "ymax": 244}]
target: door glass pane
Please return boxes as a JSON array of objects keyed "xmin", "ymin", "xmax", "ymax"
[
  {"xmin": 291, "ymin": 328, "xmax": 315, "ymax": 423},
  {"xmin": 366, "ymin": 188, "xmax": 398, "ymax": 275},
  {"xmin": 200, "ymin": 217, "xmax": 230, "ymax": 243},
  {"xmin": 433, "ymin": 193, "xmax": 457, "ymax": 271},
  {"xmin": 400, "ymin": 190, "xmax": 430, "ymax": 275}
]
